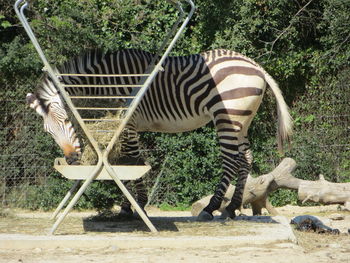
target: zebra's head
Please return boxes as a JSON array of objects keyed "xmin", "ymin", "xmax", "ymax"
[{"xmin": 26, "ymin": 78, "xmax": 81, "ymax": 165}]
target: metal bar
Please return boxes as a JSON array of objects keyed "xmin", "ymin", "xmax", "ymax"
[
  {"xmin": 14, "ymin": 0, "xmax": 52, "ymax": 75},
  {"xmin": 148, "ymin": 0, "xmax": 185, "ymax": 67},
  {"xmin": 70, "ymin": 96, "xmax": 135, "ymax": 99},
  {"xmin": 157, "ymin": 0, "xmax": 196, "ymax": 69},
  {"xmin": 101, "ymin": 0, "xmax": 195, "ymax": 233},
  {"xmin": 58, "ymin": 73, "xmax": 150, "ymax": 77},
  {"xmin": 82, "ymin": 118, "xmax": 122, "ymax": 122},
  {"xmin": 50, "ymin": 180, "xmax": 81, "ymax": 220},
  {"xmin": 76, "ymin": 107, "xmax": 128, "ymax": 111},
  {"xmin": 15, "ymin": 0, "xmax": 106, "ymax": 235},
  {"xmin": 62, "ymin": 84, "xmax": 143, "ymax": 88},
  {"xmin": 49, "ymin": 159, "xmax": 104, "ymax": 235},
  {"xmin": 102, "ymin": 157, "xmax": 157, "ymax": 233},
  {"xmin": 14, "ymin": 0, "xmax": 101, "ymax": 154},
  {"xmin": 104, "ymin": 0, "xmax": 195, "ymax": 156},
  {"xmin": 146, "ymin": 157, "xmax": 169, "ymax": 207},
  {"xmin": 144, "ymin": 3, "xmax": 184, "ymax": 73}
]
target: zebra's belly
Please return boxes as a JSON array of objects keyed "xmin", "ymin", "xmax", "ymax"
[{"xmin": 135, "ymin": 114, "xmax": 212, "ymax": 133}]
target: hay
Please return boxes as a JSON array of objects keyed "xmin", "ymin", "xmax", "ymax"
[{"xmin": 80, "ymin": 112, "xmax": 127, "ymax": 165}]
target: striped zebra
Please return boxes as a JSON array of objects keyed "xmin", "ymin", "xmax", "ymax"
[{"xmin": 27, "ymin": 49, "xmax": 292, "ymax": 221}]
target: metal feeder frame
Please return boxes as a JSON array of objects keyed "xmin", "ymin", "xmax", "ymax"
[{"xmin": 14, "ymin": 0, "xmax": 195, "ymax": 234}]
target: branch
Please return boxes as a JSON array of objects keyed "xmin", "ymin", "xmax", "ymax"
[{"xmin": 263, "ymin": 0, "xmax": 314, "ymax": 59}]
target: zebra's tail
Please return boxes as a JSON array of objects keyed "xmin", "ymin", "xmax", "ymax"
[{"xmin": 265, "ymin": 73, "xmax": 293, "ymax": 154}]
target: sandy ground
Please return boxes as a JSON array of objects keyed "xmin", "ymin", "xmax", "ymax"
[{"xmin": 0, "ymin": 205, "xmax": 349, "ymax": 263}]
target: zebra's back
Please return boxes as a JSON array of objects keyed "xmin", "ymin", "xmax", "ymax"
[{"xmin": 58, "ymin": 49, "xmax": 268, "ymax": 133}]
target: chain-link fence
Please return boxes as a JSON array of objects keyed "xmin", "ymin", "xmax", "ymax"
[
  {"xmin": 0, "ymin": 100, "xmax": 56, "ymax": 205},
  {"xmin": 288, "ymin": 76, "xmax": 350, "ymax": 183},
  {"xmin": 1, "ymin": 79, "xmax": 349, "ymax": 208}
]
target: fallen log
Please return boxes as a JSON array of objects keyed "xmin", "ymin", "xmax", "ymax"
[
  {"xmin": 298, "ymin": 174, "xmax": 350, "ymax": 205},
  {"xmin": 192, "ymin": 158, "xmax": 297, "ymax": 216},
  {"xmin": 191, "ymin": 158, "xmax": 350, "ymax": 216}
]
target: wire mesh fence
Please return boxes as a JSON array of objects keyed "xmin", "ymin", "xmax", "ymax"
[
  {"xmin": 0, "ymin": 79, "xmax": 349, "ymax": 209},
  {"xmin": 288, "ymin": 77, "xmax": 350, "ymax": 184},
  {"xmin": 0, "ymin": 100, "xmax": 55, "ymax": 205}
]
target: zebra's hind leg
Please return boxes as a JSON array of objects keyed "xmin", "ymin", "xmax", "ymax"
[
  {"xmin": 197, "ymin": 155, "xmax": 242, "ymax": 221},
  {"xmin": 119, "ymin": 180, "xmax": 135, "ymax": 218},
  {"xmin": 197, "ymin": 132, "xmax": 244, "ymax": 221},
  {"xmin": 224, "ymin": 141, "xmax": 252, "ymax": 219}
]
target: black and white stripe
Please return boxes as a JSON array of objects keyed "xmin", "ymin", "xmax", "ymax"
[
  {"xmin": 29, "ymin": 49, "xmax": 292, "ymax": 219},
  {"xmin": 26, "ymin": 78, "xmax": 81, "ymax": 160}
]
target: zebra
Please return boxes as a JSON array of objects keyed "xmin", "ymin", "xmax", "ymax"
[{"xmin": 26, "ymin": 48, "xmax": 292, "ymax": 221}]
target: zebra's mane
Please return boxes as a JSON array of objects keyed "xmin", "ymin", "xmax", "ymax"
[{"xmin": 34, "ymin": 74, "xmax": 64, "ymax": 114}]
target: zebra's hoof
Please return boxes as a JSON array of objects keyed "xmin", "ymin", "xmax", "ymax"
[
  {"xmin": 133, "ymin": 209, "xmax": 148, "ymax": 220},
  {"xmin": 224, "ymin": 208, "xmax": 236, "ymax": 219},
  {"xmin": 197, "ymin": 210, "xmax": 214, "ymax": 221},
  {"xmin": 118, "ymin": 207, "xmax": 134, "ymax": 219},
  {"xmin": 219, "ymin": 209, "xmax": 229, "ymax": 220}
]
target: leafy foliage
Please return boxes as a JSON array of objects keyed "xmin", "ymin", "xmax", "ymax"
[
  {"xmin": 1, "ymin": 0, "xmax": 349, "ymax": 210},
  {"xmin": 142, "ymin": 126, "xmax": 222, "ymax": 206}
]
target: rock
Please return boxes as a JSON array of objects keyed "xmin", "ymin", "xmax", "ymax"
[
  {"xmin": 327, "ymin": 243, "xmax": 341, "ymax": 249},
  {"xmin": 33, "ymin": 247, "xmax": 42, "ymax": 253},
  {"xmin": 329, "ymin": 213, "xmax": 345, "ymax": 220},
  {"xmin": 107, "ymin": 245, "xmax": 119, "ymax": 252},
  {"xmin": 291, "ymin": 215, "xmax": 339, "ymax": 234}
]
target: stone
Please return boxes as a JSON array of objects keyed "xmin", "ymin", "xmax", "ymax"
[{"xmin": 329, "ymin": 213, "xmax": 345, "ymax": 220}]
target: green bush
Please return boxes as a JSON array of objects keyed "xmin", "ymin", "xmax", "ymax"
[
  {"xmin": 1, "ymin": 0, "xmax": 349, "ymax": 210},
  {"xmin": 141, "ymin": 126, "xmax": 222, "ymax": 205}
]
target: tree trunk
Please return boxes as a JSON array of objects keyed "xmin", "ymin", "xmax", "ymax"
[
  {"xmin": 298, "ymin": 174, "xmax": 350, "ymax": 204},
  {"xmin": 191, "ymin": 158, "xmax": 350, "ymax": 216}
]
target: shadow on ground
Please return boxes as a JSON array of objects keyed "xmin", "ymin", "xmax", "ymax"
[{"xmin": 82, "ymin": 213, "xmax": 279, "ymax": 233}]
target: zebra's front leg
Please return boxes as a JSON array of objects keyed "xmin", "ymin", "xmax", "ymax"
[
  {"xmin": 119, "ymin": 178, "xmax": 148, "ymax": 218},
  {"xmin": 118, "ymin": 127, "xmax": 149, "ymax": 218}
]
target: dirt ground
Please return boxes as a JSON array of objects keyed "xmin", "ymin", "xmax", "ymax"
[{"xmin": 0, "ymin": 205, "xmax": 349, "ymax": 263}]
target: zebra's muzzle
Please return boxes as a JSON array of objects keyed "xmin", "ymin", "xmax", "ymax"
[{"xmin": 65, "ymin": 152, "xmax": 81, "ymax": 165}]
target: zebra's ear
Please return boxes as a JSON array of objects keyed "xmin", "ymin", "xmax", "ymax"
[
  {"xmin": 26, "ymin": 93, "xmax": 46, "ymax": 117},
  {"xmin": 26, "ymin": 93, "xmax": 36, "ymax": 105}
]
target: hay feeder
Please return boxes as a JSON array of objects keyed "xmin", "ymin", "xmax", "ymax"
[{"xmin": 15, "ymin": 0, "xmax": 195, "ymax": 235}]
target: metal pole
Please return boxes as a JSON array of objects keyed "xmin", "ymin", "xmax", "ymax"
[
  {"xmin": 49, "ymin": 159, "xmax": 103, "ymax": 235},
  {"xmin": 101, "ymin": 0, "xmax": 195, "ymax": 233},
  {"xmin": 146, "ymin": 157, "xmax": 169, "ymax": 207},
  {"xmin": 105, "ymin": 0, "xmax": 195, "ymax": 155},
  {"xmin": 103, "ymin": 160, "xmax": 158, "ymax": 232},
  {"xmin": 14, "ymin": 0, "xmax": 106, "ymax": 234},
  {"xmin": 14, "ymin": 0, "xmax": 101, "ymax": 157},
  {"xmin": 50, "ymin": 180, "xmax": 81, "ymax": 220}
]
